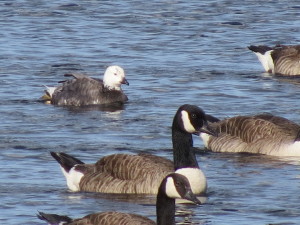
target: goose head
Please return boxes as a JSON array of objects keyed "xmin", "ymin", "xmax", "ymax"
[
  {"xmin": 103, "ymin": 65, "xmax": 129, "ymax": 90},
  {"xmin": 175, "ymin": 104, "xmax": 217, "ymax": 136},
  {"xmin": 164, "ymin": 173, "xmax": 201, "ymax": 204}
]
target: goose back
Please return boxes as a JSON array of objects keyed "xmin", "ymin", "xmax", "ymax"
[
  {"xmin": 79, "ymin": 154, "xmax": 173, "ymax": 194},
  {"xmin": 271, "ymin": 45, "xmax": 300, "ymax": 76},
  {"xmin": 202, "ymin": 114, "xmax": 300, "ymax": 156}
]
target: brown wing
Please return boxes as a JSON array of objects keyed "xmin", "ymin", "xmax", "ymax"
[
  {"xmin": 272, "ymin": 45, "xmax": 300, "ymax": 75},
  {"xmin": 208, "ymin": 114, "xmax": 300, "ymax": 154},
  {"xmin": 70, "ymin": 212, "xmax": 155, "ymax": 225},
  {"xmin": 214, "ymin": 115, "xmax": 299, "ymax": 143},
  {"xmin": 79, "ymin": 154, "xmax": 173, "ymax": 194}
]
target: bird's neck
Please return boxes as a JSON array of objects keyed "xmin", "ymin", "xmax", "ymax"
[
  {"xmin": 172, "ymin": 126, "xmax": 199, "ymax": 170},
  {"xmin": 156, "ymin": 183, "xmax": 176, "ymax": 225}
]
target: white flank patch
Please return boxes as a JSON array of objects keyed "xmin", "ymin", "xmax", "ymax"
[
  {"xmin": 276, "ymin": 141, "xmax": 300, "ymax": 157},
  {"xmin": 165, "ymin": 177, "xmax": 181, "ymax": 198},
  {"xmin": 254, "ymin": 50, "xmax": 274, "ymax": 73},
  {"xmin": 60, "ymin": 166, "xmax": 84, "ymax": 192},
  {"xmin": 200, "ymin": 133, "xmax": 211, "ymax": 148},
  {"xmin": 175, "ymin": 168, "xmax": 207, "ymax": 194},
  {"xmin": 181, "ymin": 110, "xmax": 196, "ymax": 133}
]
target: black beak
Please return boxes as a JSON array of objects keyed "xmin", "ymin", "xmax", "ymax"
[
  {"xmin": 194, "ymin": 121, "xmax": 218, "ymax": 137},
  {"xmin": 183, "ymin": 189, "xmax": 202, "ymax": 205},
  {"xmin": 122, "ymin": 78, "xmax": 129, "ymax": 86}
]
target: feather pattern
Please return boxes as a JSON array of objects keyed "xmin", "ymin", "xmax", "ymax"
[
  {"xmin": 203, "ymin": 113, "xmax": 300, "ymax": 156},
  {"xmin": 78, "ymin": 154, "xmax": 173, "ymax": 194},
  {"xmin": 71, "ymin": 212, "xmax": 155, "ymax": 225}
]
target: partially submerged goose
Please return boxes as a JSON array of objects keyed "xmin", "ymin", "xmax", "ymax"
[
  {"xmin": 42, "ymin": 65, "xmax": 129, "ymax": 106},
  {"xmin": 51, "ymin": 104, "xmax": 216, "ymax": 195},
  {"xmin": 200, "ymin": 112, "xmax": 300, "ymax": 156},
  {"xmin": 248, "ymin": 44, "xmax": 300, "ymax": 76},
  {"xmin": 38, "ymin": 173, "xmax": 201, "ymax": 225}
]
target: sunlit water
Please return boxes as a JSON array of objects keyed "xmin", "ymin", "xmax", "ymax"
[{"xmin": 1, "ymin": 0, "xmax": 300, "ymax": 224}]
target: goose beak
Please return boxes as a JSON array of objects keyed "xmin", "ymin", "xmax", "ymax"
[
  {"xmin": 194, "ymin": 121, "xmax": 218, "ymax": 137},
  {"xmin": 122, "ymin": 78, "xmax": 129, "ymax": 86},
  {"xmin": 183, "ymin": 189, "xmax": 202, "ymax": 205}
]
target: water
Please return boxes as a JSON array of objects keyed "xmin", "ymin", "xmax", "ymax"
[{"xmin": 1, "ymin": 0, "xmax": 300, "ymax": 224}]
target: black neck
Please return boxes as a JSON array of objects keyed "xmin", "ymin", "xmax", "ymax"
[
  {"xmin": 172, "ymin": 122, "xmax": 199, "ymax": 170},
  {"xmin": 156, "ymin": 180, "xmax": 176, "ymax": 225}
]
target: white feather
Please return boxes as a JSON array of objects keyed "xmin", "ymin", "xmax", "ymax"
[
  {"xmin": 200, "ymin": 133, "xmax": 211, "ymax": 148},
  {"xmin": 275, "ymin": 141, "xmax": 300, "ymax": 157},
  {"xmin": 60, "ymin": 166, "xmax": 84, "ymax": 192},
  {"xmin": 175, "ymin": 168, "xmax": 207, "ymax": 194},
  {"xmin": 254, "ymin": 50, "xmax": 274, "ymax": 73},
  {"xmin": 44, "ymin": 85, "xmax": 57, "ymax": 97}
]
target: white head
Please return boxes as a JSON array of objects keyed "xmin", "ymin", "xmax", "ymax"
[{"xmin": 103, "ymin": 65, "xmax": 129, "ymax": 90}]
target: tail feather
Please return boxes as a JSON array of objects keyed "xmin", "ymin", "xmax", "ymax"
[
  {"xmin": 51, "ymin": 152, "xmax": 84, "ymax": 173},
  {"xmin": 248, "ymin": 45, "xmax": 272, "ymax": 54},
  {"xmin": 37, "ymin": 211, "xmax": 72, "ymax": 224}
]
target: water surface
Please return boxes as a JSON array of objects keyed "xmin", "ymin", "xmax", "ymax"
[{"xmin": 1, "ymin": 0, "xmax": 300, "ymax": 224}]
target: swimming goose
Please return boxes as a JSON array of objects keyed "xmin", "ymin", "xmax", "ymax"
[
  {"xmin": 51, "ymin": 104, "xmax": 216, "ymax": 195},
  {"xmin": 200, "ymin": 112, "xmax": 300, "ymax": 156},
  {"xmin": 37, "ymin": 173, "xmax": 201, "ymax": 225},
  {"xmin": 42, "ymin": 65, "xmax": 129, "ymax": 106},
  {"xmin": 248, "ymin": 45, "xmax": 300, "ymax": 76}
]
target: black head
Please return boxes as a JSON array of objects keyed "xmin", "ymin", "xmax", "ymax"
[
  {"xmin": 164, "ymin": 173, "xmax": 201, "ymax": 205},
  {"xmin": 174, "ymin": 104, "xmax": 217, "ymax": 136}
]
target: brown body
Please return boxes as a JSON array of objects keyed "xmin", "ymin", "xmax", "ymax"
[
  {"xmin": 203, "ymin": 113, "xmax": 300, "ymax": 156},
  {"xmin": 77, "ymin": 154, "xmax": 173, "ymax": 194}
]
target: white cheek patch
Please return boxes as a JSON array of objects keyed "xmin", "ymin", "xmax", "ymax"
[
  {"xmin": 165, "ymin": 177, "xmax": 181, "ymax": 199},
  {"xmin": 181, "ymin": 110, "xmax": 196, "ymax": 133}
]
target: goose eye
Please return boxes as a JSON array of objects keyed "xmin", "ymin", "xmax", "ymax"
[{"xmin": 191, "ymin": 114, "xmax": 197, "ymax": 119}]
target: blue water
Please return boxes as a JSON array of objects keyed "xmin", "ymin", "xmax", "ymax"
[{"xmin": 1, "ymin": 0, "xmax": 300, "ymax": 224}]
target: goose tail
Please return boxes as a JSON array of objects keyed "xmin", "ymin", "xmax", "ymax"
[
  {"xmin": 41, "ymin": 85, "xmax": 56, "ymax": 104},
  {"xmin": 248, "ymin": 45, "xmax": 274, "ymax": 73},
  {"xmin": 37, "ymin": 211, "xmax": 73, "ymax": 224},
  {"xmin": 50, "ymin": 152, "xmax": 84, "ymax": 173}
]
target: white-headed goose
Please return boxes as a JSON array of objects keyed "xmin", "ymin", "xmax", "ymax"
[
  {"xmin": 42, "ymin": 65, "xmax": 129, "ymax": 106},
  {"xmin": 37, "ymin": 173, "xmax": 201, "ymax": 225},
  {"xmin": 200, "ymin": 112, "xmax": 300, "ymax": 156},
  {"xmin": 248, "ymin": 44, "xmax": 300, "ymax": 76},
  {"xmin": 51, "ymin": 104, "xmax": 216, "ymax": 195}
]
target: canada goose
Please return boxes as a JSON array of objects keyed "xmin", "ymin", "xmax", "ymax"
[
  {"xmin": 37, "ymin": 173, "xmax": 201, "ymax": 225},
  {"xmin": 200, "ymin": 112, "xmax": 300, "ymax": 156},
  {"xmin": 51, "ymin": 104, "xmax": 216, "ymax": 195},
  {"xmin": 248, "ymin": 44, "xmax": 300, "ymax": 76},
  {"xmin": 42, "ymin": 65, "xmax": 129, "ymax": 106}
]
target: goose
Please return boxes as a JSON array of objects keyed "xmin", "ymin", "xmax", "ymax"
[
  {"xmin": 248, "ymin": 44, "xmax": 300, "ymax": 76},
  {"xmin": 42, "ymin": 65, "xmax": 129, "ymax": 106},
  {"xmin": 37, "ymin": 173, "xmax": 201, "ymax": 225},
  {"xmin": 50, "ymin": 104, "xmax": 216, "ymax": 195},
  {"xmin": 200, "ymin": 112, "xmax": 300, "ymax": 156}
]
